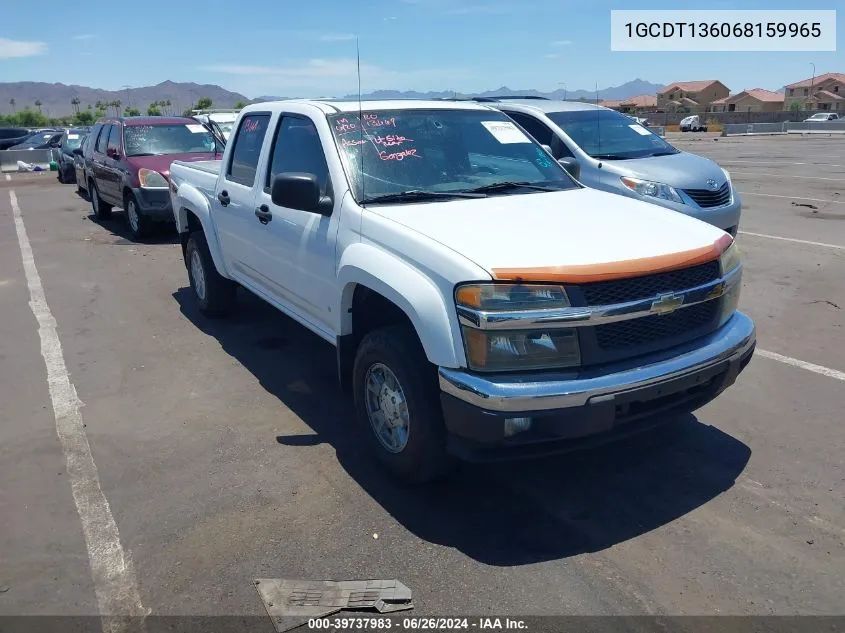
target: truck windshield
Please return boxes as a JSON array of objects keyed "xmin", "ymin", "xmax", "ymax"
[
  {"xmin": 123, "ymin": 123, "xmax": 221, "ymax": 157},
  {"xmin": 547, "ymin": 110, "xmax": 680, "ymax": 160},
  {"xmin": 327, "ymin": 109, "xmax": 578, "ymax": 203}
]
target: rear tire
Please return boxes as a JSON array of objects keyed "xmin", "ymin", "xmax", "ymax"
[
  {"xmin": 352, "ymin": 325, "xmax": 454, "ymax": 484},
  {"xmin": 90, "ymin": 182, "xmax": 112, "ymax": 220},
  {"xmin": 185, "ymin": 230, "xmax": 236, "ymax": 316}
]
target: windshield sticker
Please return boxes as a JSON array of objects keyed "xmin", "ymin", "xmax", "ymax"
[
  {"xmin": 185, "ymin": 124, "xmax": 206, "ymax": 133},
  {"xmin": 629, "ymin": 124, "xmax": 653, "ymax": 136},
  {"xmin": 68, "ymin": 134, "xmax": 79, "ymax": 140},
  {"xmin": 481, "ymin": 121, "xmax": 531, "ymax": 144},
  {"xmin": 535, "ymin": 146, "xmax": 553, "ymax": 168}
]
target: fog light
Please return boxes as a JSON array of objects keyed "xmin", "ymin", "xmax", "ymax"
[{"xmin": 504, "ymin": 417, "xmax": 533, "ymax": 437}]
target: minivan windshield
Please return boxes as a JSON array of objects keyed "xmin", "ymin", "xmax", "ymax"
[
  {"xmin": 547, "ymin": 109, "xmax": 680, "ymax": 160},
  {"xmin": 328, "ymin": 109, "xmax": 578, "ymax": 203},
  {"xmin": 123, "ymin": 123, "xmax": 222, "ymax": 157},
  {"xmin": 63, "ymin": 133, "xmax": 85, "ymax": 150}
]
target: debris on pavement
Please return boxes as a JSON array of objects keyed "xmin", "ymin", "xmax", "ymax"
[{"xmin": 254, "ymin": 578, "xmax": 413, "ymax": 632}]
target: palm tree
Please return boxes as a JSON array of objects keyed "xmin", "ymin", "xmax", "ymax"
[
  {"xmin": 9, "ymin": 98, "xmax": 15, "ymax": 113},
  {"xmin": 165, "ymin": 100, "xmax": 172, "ymax": 115},
  {"xmin": 34, "ymin": 100, "xmax": 43, "ymax": 113},
  {"xmin": 71, "ymin": 97, "xmax": 81, "ymax": 115},
  {"xmin": 112, "ymin": 100, "xmax": 122, "ymax": 116}
]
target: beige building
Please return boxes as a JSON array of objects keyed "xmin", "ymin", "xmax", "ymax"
[
  {"xmin": 710, "ymin": 88, "xmax": 785, "ymax": 113},
  {"xmin": 656, "ymin": 80, "xmax": 730, "ymax": 113},
  {"xmin": 784, "ymin": 72, "xmax": 845, "ymax": 112},
  {"xmin": 600, "ymin": 94, "xmax": 658, "ymax": 113}
]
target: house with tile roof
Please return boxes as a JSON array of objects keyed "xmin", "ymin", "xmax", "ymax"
[
  {"xmin": 784, "ymin": 73, "xmax": 845, "ymax": 112},
  {"xmin": 710, "ymin": 88, "xmax": 785, "ymax": 113},
  {"xmin": 656, "ymin": 80, "xmax": 730, "ymax": 113},
  {"xmin": 600, "ymin": 94, "xmax": 658, "ymax": 113}
]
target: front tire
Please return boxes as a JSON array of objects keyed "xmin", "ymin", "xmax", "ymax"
[
  {"xmin": 352, "ymin": 325, "xmax": 454, "ymax": 484},
  {"xmin": 124, "ymin": 192, "xmax": 153, "ymax": 241},
  {"xmin": 90, "ymin": 182, "xmax": 112, "ymax": 220},
  {"xmin": 185, "ymin": 231, "xmax": 236, "ymax": 316}
]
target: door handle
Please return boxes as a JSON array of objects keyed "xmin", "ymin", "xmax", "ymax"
[
  {"xmin": 217, "ymin": 190, "xmax": 231, "ymax": 206},
  {"xmin": 254, "ymin": 205, "xmax": 272, "ymax": 224}
]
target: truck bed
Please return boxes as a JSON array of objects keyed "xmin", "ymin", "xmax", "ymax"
[{"xmin": 170, "ymin": 159, "xmax": 222, "ymax": 198}]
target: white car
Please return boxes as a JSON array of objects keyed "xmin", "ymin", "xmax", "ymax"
[
  {"xmin": 804, "ymin": 113, "xmax": 839, "ymax": 122},
  {"xmin": 680, "ymin": 115, "xmax": 708, "ymax": 132},
  {"xmin": 169, "ymin": 99, "xmax": 755, "ymax": 482}
]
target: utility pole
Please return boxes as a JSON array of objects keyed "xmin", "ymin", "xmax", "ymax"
[
  {"xmin": 122, "ymin": 85, "xmax": 132, "ymax": 108},
  {"xmin": 809, "ymin": 62, "xmax": 816, "ymax": 110},
  {"xmin": 559, "ymin": 82, "xmax": 567, "ymax": 100}
]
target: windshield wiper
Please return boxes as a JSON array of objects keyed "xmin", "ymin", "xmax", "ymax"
[
  {"xmin": 591, "ymin": 154, "xmax": 634, "ymax": 160},
  {"xmin": 648, "ymin": 150, "xmax": 680, "ymax": 157},
  {"xmin": 126, "ymin": 152, "xmax": 161, "ymax": 157},
  {"xmin": 362, "ymin": 190, "xmax": 485, "ymax": 204},
  {"xmin": 463, "ymin": 181, "xmax": 561, "ymax": 194}
]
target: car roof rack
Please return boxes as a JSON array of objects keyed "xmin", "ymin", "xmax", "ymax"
[{"xmin": 471, "ymin": 96, "xmax": 551, "ymax": 102}]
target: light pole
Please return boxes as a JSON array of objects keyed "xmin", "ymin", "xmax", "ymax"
[
  {"xmin": 559, "ymin": 82, "xmax": 567, "ymax": 100},
  {"xmin": 809, "ymin": 62, "xmax": 816, "ymax": 110}
]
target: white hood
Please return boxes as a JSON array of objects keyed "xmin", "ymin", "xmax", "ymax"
[{"xmin": 365, "ymin": 188, "xmax": 729, "ymax": 281}]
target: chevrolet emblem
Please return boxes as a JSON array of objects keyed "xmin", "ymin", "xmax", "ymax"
[{"xmin": 651, "ymin": 293, "xmax": 685, "ymax": 315}]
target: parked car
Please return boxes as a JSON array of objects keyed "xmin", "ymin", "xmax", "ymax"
[
  {"xmin": 169, "ymin": 99, "xmax": 755, "ymax": 483},
  {"xmin": 481, "ymin": 98, "xmax": 740, "ymax": 234},
  {"xmin": 56, "ymin": 129, "xmax": 89, "ymax": 184},
  {"xmin": 192, "ymin": 110, "xmax": 239, "ymax": 141},
  {"xmin": 803, "ymin": 112, "xmax": 839, "ymax": 122},
  {"xmin": 84, "ymin": 116, "xmax": 223, "ymax": 239},
  {"xmin": 0, "ymin": 127, "xmax": 33, "ymax": 150},
  {"xmin": 6, "ymin": 129, "xmax": 63, "ymax": 150},
  {"xmin": 679, "ymin": 115, "xmax": 708, "ymax": 132},
  {"xmin": 73, "ymin": 133, "xmax": 93, "ymax": 194}
]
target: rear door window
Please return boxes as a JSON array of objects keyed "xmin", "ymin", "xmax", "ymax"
[
  {"xmin": 95, "ymin": 125, "xmax": 111, "ymax": 153},
  {"xmin": 226, "ymin": 114, "xmax": 271, "ymax": 187}
]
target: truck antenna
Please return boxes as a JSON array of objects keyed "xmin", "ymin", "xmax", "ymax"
[
  {"xmin": 357, "ymin": 36, "xmax": 365, "ymax": 202},
  {"xmin": 595, "ymin": 81, "xmax": 602, "ymax": 168}
]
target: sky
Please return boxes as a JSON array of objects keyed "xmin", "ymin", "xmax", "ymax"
[{"xmin": 0, "ymin": 0, "xmax": 842, "ymax": 98}]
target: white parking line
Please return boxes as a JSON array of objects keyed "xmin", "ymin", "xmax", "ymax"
[
  {"xmin": 734, "ymin": 172, "xmax": 842, "ymax": 182},
  {"xmin": 722, "ymin": 160, "xmax": 844, "ymax": 168},
  {"xmin": 738, "ymin": 231, "xmax": 845, "ymax": 250},
  {"xmin": 757, "ymin": 349, "xmax": 845, "ymax": 382},
  {"xmin": 4, "ymin": 174, "xmax": 9, "ymax": 182},
  {"xmin": 9, "ymin": 190, "xmax": 148, "ymax": 629},
  {"xmin": 739, "ymin": 191, "xmax": 845, "ymax": 205}
]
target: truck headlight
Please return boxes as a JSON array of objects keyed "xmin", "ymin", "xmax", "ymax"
[
  {"xmin": 138, "ymin": 168, "xmax": 169, "ymax": 189},
  {"xmin": 718, "ymin": 241, "xmax": 742, "ymax": 326},
  {"xmin": 621, "ymin": 176, "xmax": 684, "ymax": 205},
  {"xmin": 456, "ymin": 283, "xmax": 581, "ymax": 372}
]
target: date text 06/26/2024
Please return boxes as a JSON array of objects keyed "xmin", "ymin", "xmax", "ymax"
[
  {"xmin": 610, "ymin": 9, "xmax": 836, "ymax": 51},
  {"xmin": 307, "ymin": 617, "xmax": 528, "ymax": 630}
]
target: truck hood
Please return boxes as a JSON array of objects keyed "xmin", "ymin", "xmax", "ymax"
[
  {"xmin": 600, "ymin": 151, "xmax": 727, "ymax": 190},
  {"xmin": 127, "ymin": 152, "xmax": 220, "ymax": 180},
  {"xmin": 365, "ymin": 188, "xmax": 730, "ymax": 282}
]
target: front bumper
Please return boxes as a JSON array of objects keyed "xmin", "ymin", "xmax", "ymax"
[
  {"xmin": 438, "ymin": 311, "xmax": 755, "ymax": 461},
  {"xmin": 131, "ymin": 187, "xmax": 174, "ymax": 221}
]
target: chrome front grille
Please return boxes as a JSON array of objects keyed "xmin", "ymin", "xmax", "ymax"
[
  {"xmin": 594, "ymin": 300, "xmax": 720, "ymax": 351},
  {"xmin": 683, "ymin": 182, "xmax": 731, "ymax": 208}
]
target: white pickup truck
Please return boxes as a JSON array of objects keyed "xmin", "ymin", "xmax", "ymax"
[{"xmin": 169, "ymin": 99, "xmax": 756, "ymax": 482}]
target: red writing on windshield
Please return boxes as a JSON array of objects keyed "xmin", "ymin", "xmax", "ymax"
[
  {"xmin": 243, "ymin": 118, "xmax": 262, "ymax": 133},
  {"xmin": 336, "ymin": 121, "xmax": 358, "ymax": 134},
  {"xmin": 378, "ymin": 148, "xmax": 420, "ymax": 161},
  {"xmin": 373, "ymin": 134, "xmax": 412, "ymax": 147},
  {"xmin": 365, "ymin": 115, "xmax": 396, "ymax": 128}
]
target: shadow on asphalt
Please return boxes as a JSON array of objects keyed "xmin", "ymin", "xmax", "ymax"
[
  {"xmin": 174, "ymin": 287, "xmax": 751, "ymax": 567},
  {"xmin": 74, "ymin": 188, "xmax": 179, "ymax": 245}
]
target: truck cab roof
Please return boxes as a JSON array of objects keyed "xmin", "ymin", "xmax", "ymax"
[{"xmin": 240, "ymin": 99, "xmax": 498, "ymax": 115}]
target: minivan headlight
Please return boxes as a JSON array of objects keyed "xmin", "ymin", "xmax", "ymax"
[
  {"xmin": 138, "ymin": 168, "xmax": 169, "ymax": 189},
  {"xmin": 455, "ymin": 283, "xmax": 581, "ymax": 372},
  {"xmin": 621, "ymin": 176, "xmax": 684, "ymax": 204},
  {"xmin": 719, "ymin": 241, "xmax": 740, "ymax": 275}
]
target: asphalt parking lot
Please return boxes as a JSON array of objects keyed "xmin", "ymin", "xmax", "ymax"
[{"xmin": 1, "ymin": 134, "xmax": 843, "ymax": 624}]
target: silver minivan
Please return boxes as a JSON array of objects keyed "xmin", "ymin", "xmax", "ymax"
[{"xmin": 482, "ymin": 98, "xmax": 740, "ymax": 235}]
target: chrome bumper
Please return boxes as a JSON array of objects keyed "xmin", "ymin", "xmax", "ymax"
[{"xmin": 439, "ymin": 311, "xmax": 756, "ymax": 413}]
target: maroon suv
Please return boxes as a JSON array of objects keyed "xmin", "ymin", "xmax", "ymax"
[{"xmin": 84, "ymin": 116, "xmax": 223, "ymax": 239}]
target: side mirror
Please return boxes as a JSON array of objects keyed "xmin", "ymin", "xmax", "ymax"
[
  {"xmin": 270, "ymin": 173, "xmax": 332, "ymax": 214},
  {"xmin": 541, "ymin": 144, "xmax": 553, "ymax": 154},
  {"xmin": 558, "ymin": 157, "xmax": 581, "ymax": 181}
]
